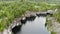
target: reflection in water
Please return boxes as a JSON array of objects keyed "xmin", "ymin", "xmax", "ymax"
[
  {"xmin": 12, "ymin": 25, "xmax": 22, "ymax": 34},
  {"xmin": 16, "ymin": 17, "xmax": 50, "ymax": 34},
  {"xmin": 26, "ymin": 16, "xmax": 36, "ymax": 21},
  {"xmin": 21, "ymin": 16, "xmax": 36, "ymax": 24}
]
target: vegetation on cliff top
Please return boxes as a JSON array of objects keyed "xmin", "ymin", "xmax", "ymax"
[{"xmin": 0, "ymin": 0, "xmax": 60, "ymax": 31}]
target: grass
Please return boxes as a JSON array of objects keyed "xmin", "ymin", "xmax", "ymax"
[
  {"xmin": 0, "ymin": 1, "xmax": 59, "ymax": 31},
  {"xmin": 46, "ymin": 16, "xmax": 51, "ymax": 30},
  {"xmin": 51, "ymin": 31, "xmax": 56, "ymax": 34},
  {"xmin": 46, "ymin": 16, "xmax": 57, "ymax": 34},
  {"xmin": 53, "ymin": 10, "xmax": 60, "ymax": 23}
]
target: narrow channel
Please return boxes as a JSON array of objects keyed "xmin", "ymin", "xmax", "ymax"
[{"xmin": 15, "ymin": 16, "xmax": 50, "ymax": 34}]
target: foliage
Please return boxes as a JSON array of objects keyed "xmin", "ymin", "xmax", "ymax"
[
  {"xmin": 46, "ymin": 16, "xmax": 51, "ymax": 29},
  {"xmin": 46, "ymin": 16, "xmax": 57, "ymax": 34},
  {"xmin": 0, "ymin": 1, "xmax": 58, "ymax": 31},
  {"xmin": 53, "ymin": 10, "xmax": 60, "ymax": 23},
  {"xmin": 51, "ymin": 31, "xmax": 56, "ymax": 34}
]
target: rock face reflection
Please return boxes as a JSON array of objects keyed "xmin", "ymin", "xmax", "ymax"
[
  {"xmin": 12, "ymin": 25, "xmax": 22, "ymax": 34},
  {"xmin": 12, "ymin": 16, "xmax": 50, "ymax": 34},
  {"xmin": 21, "ymin": 16, "xmax": 36, "ymax": 24},
  {"xmin": 26, "ymin": 16, "xmax": 36, "ymax": 21}
]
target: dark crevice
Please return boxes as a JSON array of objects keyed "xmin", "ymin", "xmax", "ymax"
[
  {"xmin": 12, "ymin": 25, "xmax": 22, "ymax": 34},
  {"xmin": 26, "ymin": 16, "xmax": 36, "ymax": 21},
  {"xmin": 21, "ymin": 18, "xmax": 27, "ymax": 24},
  {"xmin": 36, "ymin": 13, "xmax": 47, "ymax": 17}
]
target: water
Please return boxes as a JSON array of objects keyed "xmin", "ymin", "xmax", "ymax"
[{"xmin": 16, "ymin": 16, "xmax": 50, "ymax": 34}]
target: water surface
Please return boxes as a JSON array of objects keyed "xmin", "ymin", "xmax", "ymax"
[{"xmin": 16, "ymin": 16, "xmax": 50, "ymax": 34}]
